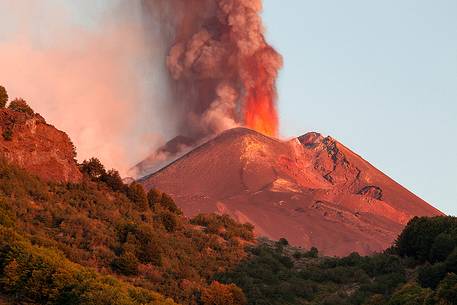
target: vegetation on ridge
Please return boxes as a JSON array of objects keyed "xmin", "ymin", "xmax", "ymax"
[{"xmin": 0, "ymin": 157, "xmax": 253, "ymax": 304}]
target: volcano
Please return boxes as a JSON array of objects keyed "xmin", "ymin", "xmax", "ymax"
[{"xmin": 140, "ymin": 128, "xmax": 442, "ymax": 256}]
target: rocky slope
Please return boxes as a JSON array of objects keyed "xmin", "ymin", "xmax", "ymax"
[
  {"xmin": 141, "ymin": 128, "xmax": 443, "ymax": 256},
  {"xmin": 0, "ymin": 109, "xmax": 81, "ymax": 183}
]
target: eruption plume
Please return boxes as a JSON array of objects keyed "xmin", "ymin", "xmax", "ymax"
[{"xmin": 143, "ymin": 0, "xmax": 282, "ymax": 139}]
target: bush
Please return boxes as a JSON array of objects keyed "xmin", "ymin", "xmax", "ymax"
[
  {"xmin": 0, "ymin": 85, "xmax": 8, "ymax": 108},
  {"xmin": 386, "ymin": 283, "xmax": 431, "ymax": 305},
  {"xmin": 435, "ymin": 273, "xmax": 457, "ymax": 305},
  {"xmin": 277, "ymin": 238, "xmax": 289, "ymax": 247},
  {"xmin": 111, "ymin": 251, "xmax": 139, "ymax": 276},
  {"xmin": 305, "ymin": 247, "xmax": 319, "ymax": 258},
  {"xmin": 418, "ymin": 263, "xmax": 447, "ymax": 289},
  {"xmin": 201, "ymin": 281, "xmax": 247, "ymax": 305},
  {"xmin": 7, "ymin": 98, "xmax": 34, "ymax": 115}
]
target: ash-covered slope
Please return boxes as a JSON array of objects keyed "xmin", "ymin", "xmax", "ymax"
[{"xmin": 141, "ymin": 128, "xmax": 442, "ymax": 256}]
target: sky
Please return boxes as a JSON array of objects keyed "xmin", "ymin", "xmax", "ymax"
[
  {"xmin": 0, "ymin": 1, "xmax": 455, "ymax": 215},
  {"xmin": 262, "ymin": 0, "xmax": 457, "ymax": 215}
]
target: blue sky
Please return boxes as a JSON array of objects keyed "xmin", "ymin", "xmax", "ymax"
[{"xmin": 263, "ymin": 0, "xmax": 457, "ymax": 215}]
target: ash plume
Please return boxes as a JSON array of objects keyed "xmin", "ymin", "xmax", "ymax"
[{"xmin": 142, "ymin": 0, "xmax": 283, "ymax": 140}]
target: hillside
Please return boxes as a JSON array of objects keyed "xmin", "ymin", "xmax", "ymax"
[{"xmin": 141, "ymin": 128, "xmax": 442, "ymax": 256}]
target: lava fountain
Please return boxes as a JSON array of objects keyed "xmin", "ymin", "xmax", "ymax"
[{"xmin": 243, "ymin": 47, "xmax": 280, "ymax": 137}]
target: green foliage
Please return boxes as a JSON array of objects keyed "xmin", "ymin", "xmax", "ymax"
[
  {"xmin": 418, "ymin": 263, "xmax": 447, "ymax": 289},
  {"xmin": 434, "ymin": 273, "xmax": 457, "ymax": 305},
  {"xmin": 386, "ymin": 283, "xmax": 431, "ymax": 305},
  {"xmin": 0, "ymin": 158, "xmax": 252, "ymax": 305},
  {"xmin": 111, "ymin": 251, "xmax": 139, "ymax": 276},
  {"xmin": 216, "ymin": 242, "xmax": 410, "ymax": 305},
  {"xmin": 7, "ymin": 98, "xmax": 34, "ymax": 115},
  {"xmin": 0, "ymin": 85, "xmax": 8, "ymax": 108},
  {"xmin": 394, "ymin": 216, "xmax": 457, "ymax": 263},
  {"xmin": 0, "ymin": 227, "xmax": 178, "ymax": 305},
  {"xmin": 191, "ymin": 214, "xmax": 254, "ymax": 241}
]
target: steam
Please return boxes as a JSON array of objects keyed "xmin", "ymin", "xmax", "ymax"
[
  {"xmin": 142, "ymin": 0, "xmax": 282, "ymax": 139},
  {"xmin": 0, "ymin": 1, "xmax": 168, "ymax": 175}
]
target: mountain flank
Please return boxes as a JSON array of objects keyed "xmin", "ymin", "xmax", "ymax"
[{"xmin": 141, "ymin": 128, "xmax": 442, "ymax": 256}]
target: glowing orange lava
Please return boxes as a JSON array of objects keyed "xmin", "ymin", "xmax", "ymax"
[{"xmin": 244, "ymin": 64, "xmax": 279, "ymax": 137}]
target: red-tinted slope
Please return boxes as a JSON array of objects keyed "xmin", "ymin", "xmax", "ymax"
[{"xmin": 141, "ymin": 128, "xmax": 442, "ymax": 256}]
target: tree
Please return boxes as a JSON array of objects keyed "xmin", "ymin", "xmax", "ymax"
[
  {"xmin": 8, "ymin": 98, "xmax": 34, "ymax": 115},
  {"xmin": 160, "ymin": 211, "xmax": 178, "ymax": 232},
  {"xmin": 127, "ymin": 183, "xmax": 148, "ymax": 210},
  {"xmin": 430, "ymin": 233, "xmax": 456, "ymax": 263},
  {"xmin": 147, "ymin": 188, "xmax": 162, "ymax": 209},
  {"xmin": 0, "ymin": 86, "xmax": 8, "ymax": 108},
  {"xmin": 80, "ymin": 158, "xmax": 106, "ymax": 179},
  {"xmin": 159, "ymin": 193, "xmax": 182, "ymax": 215},
  {"xmin": 445, "ymin": 249, "xmax": 457, "ymax": 273},
  {"xmin": 100, "ymin": 169, "xmax": 125, "ymax": 192}
]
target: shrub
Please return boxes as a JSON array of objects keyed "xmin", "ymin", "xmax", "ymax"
[
  {"xmin": 201, "ymin": 281, "xmax": 247, "ymax": 305},
  {"xmin": 305, "ymin": 247, "xmax": 319, "ymax": 258},
  {"xmin": 418, "ymin": 263, "xmax": 447, "ymax": 289},
  {"xmin": 277, "ymin": 238, "xmax": 289, "ymax": 247},
  {"xmin": 0, "ymin": 85, "xmax": 7, "ymax": 108},
  {"xmin": 435, "ymin": 273, "xmax": 457, "ymax": 305},
  {"xmin": 7, "ymin": 98, "xmax": 34, "ymax": 115},
  {"xmin": 386, "ymin": 283, "xmax": 431, "ymax": 305},
  {"xmin": 111, "ymin": 251, "xmax": 139, "ymax": 276}
]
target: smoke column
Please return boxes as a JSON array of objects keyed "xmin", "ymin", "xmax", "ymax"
[{"xmin": 142, "ymin": 0, "xmax": 283, "ymax": 139}]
